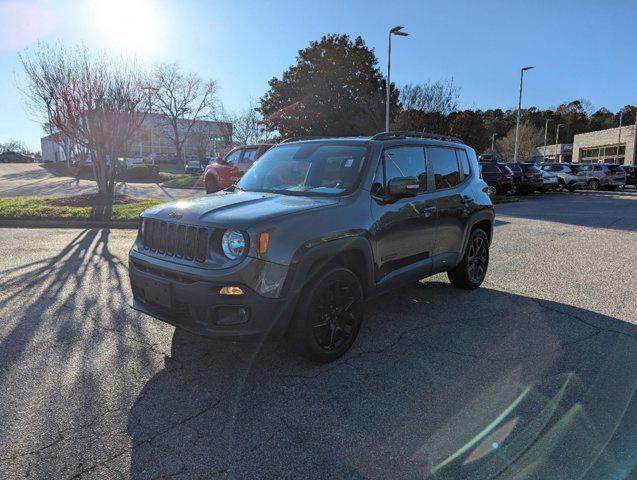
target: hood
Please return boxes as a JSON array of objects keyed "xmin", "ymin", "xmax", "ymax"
[{"xmin": 142, "ymin": 190, "xmax": 338, "ymax": 229}]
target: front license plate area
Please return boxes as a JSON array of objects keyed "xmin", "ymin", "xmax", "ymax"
[{"xmin": 144, "ymin": 278, "xmax": 172, "ymax": 308}]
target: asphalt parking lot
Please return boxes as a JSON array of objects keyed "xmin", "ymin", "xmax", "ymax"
[
  {"xmin": 0, "ymin": 190, "xmax": 635, "ymax": 479},
  {"xmin": 0, "ymin": 163, "xmax": 200, "ymax": 199}
]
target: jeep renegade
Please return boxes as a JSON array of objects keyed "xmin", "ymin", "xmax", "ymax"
[{"xmin": 129, "ymin": 132, "xmax": 495, "ymax": 362}]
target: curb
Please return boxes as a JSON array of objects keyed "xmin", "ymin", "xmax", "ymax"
[{"xmin": 0, "ymin": 219, "xmax": 138, "ymax": 229}]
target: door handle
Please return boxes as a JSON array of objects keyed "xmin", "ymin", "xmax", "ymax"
[{"xmin": 420, "ymin": 206, "xmax": 436, "ymax": 218}]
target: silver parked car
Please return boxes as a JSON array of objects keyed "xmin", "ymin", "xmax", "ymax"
[
  {"xmin": 540, "ymin": 163, "xmax": 587, "ymax": 192},
  {"xmin": 573, "ymin": 163, "xmax": 626, "ymax": 190}
]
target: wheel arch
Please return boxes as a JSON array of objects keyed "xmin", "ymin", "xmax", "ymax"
[
  {"xmin": 456, "ymin": 210, "xmax": 494, "ymax": 268},
  {"xmin": 282, "ymin": 236, "xmax": 374, "ymax": 300}
]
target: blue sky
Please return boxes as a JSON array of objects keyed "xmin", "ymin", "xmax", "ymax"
[{"xmin": 1, "ymin": 0, "xmax": 636, "ymax": 150}]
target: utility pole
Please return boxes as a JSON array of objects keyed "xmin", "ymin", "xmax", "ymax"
[
  {"xmin": 514, "ymin": 66, "xmax": 534, "ymax": 162},
  {"xmin": 386, "ymin": 26, "xmax": 409, "ymax": 132},
  {"xmin": 491, "ymin": 133, "xmax": 497, "ymax": 152}
]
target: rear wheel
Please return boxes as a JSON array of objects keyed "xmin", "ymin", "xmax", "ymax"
[
  {"xmin": 287, "ymin": 265, "xmax": 363, "ymax": 363},
  {"xmin": 448, "ymin": 228, "xmax": 489, "ymax": 290},
  {"xmin": 205, "ymin": 175, "xmax": 219, "ymax": 194},
  {"xmin": 588, "ymin": 178, "xmax": 600, "ymax": 190}
]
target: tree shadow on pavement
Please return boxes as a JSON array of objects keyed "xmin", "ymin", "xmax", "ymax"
[
  {"xmin": 127, "ymin": 281, "xmax": 637, "ymax": 479},
  {"xmin": 0, "ymin": 228, "xmax": 168, "ymax": 479}
]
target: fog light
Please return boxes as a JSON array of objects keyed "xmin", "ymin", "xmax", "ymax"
[
  {"xmin": 220, "ymin": 286, "xmax": 244, "ymax": 296},
  {"xmin": 216, "ymin": 306, "xmax": 249, "ymax": 326}
]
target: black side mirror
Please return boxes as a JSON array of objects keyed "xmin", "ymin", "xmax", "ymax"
[{"xmin": 387, "ymin": 176, "xmax": 419, "ymax": 197}]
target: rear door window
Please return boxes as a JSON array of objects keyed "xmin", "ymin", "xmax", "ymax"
[{"xmin": 429, "ymin": 146, "xmax": 462, "ymax": 189}]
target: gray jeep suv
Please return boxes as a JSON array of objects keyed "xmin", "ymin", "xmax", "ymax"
[{"xmin": 129, "ymin": 132, "xmax": 495, "ymax": 362}]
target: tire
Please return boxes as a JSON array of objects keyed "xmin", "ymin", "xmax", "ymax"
[
  {"xmin": 556, "ymin": 179, "xmax": 565, "ymax": 192},
  {"xmin": 205, "ymin": 175, "xmax": 219, "ymax": 194},
  {"xmin": 287, "ymin": 265, "xmax": 364, "ymax": 363},
  {"xmin": 448, "ymin": 228, "xmax": 489, "ymax": 290},
  {"xmin": 588, "ymin": 178, "xmax": 600, "ymax": 190}
]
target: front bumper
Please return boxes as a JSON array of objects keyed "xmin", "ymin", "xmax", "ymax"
[{"xmin": 128, "ymin": 253, "xmax": 294, "ymax": 339}]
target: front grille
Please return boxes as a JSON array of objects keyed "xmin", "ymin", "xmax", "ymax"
[{"xmin": 142, "ymin": 219, "xmax": 209, "ymax": 262}]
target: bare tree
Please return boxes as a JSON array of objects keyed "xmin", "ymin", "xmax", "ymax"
[
  {"xmin": 189, "ymin": 122, "xmax": 219, "ymax": 161},
  {"xmin": 151, "ymin": 63, "xmax": 219, "ymax": 165},
  {"xmin": 0, "ymin": 139, "xmax": 29, "ymax": 154},
  {"xmin": 399, "ymin": 79, "xmax": 460, "ymax": 115},
  {"xmin": 227, "ymin": 100, "xmax": 269, "ymax": 145},
  {"xmin": 496, "ymin": 122, "xmax": 545, "ymax": 161},
  {"xmin": 20, "ymin": 43, "xmax": 150, "ymax": 196}
]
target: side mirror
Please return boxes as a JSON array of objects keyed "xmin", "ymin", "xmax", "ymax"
[{"xmin": 387, "ymin": 176, "xmax": 419, "ymax": 197}]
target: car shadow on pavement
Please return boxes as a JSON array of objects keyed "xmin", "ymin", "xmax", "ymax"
[{"xmin": 127, "ymin": 281, "xmax": 637, "ymax": 479}]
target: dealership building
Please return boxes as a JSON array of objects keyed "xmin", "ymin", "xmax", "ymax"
[
  {"xmin": 532, "ymin": 143, "xmax": 573, "ymax": 163},
  {"xmin": 41, "ymin": 114, "xmax": 232, "ymax": 163},
  {"xmin": 572, "ymin": 125, "xmax": 636, "ymax": 165}
]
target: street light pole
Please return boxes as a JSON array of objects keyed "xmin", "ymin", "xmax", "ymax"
[
  {"xmin": 555, "ymin": 123, "xmax": 565, "ymax": 162},
  {"xmin": 616, "ymin": 111, "xmax": 623, "ymax": 164},
  {"xmin": 386, "ymin": 26, "xmax": 409, "ymax": 132},
  {"xmin": 514, "ymin": 66, "xmax": 534, "ymax": 163},
  {"xmin": 543, "ymin": 118, "xmax": 550, "ymax": 161}
]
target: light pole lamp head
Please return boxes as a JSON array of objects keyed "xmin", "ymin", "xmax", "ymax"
[
  {"xmin": 522, "ymin": 66, "xmax": 534, "ymax": 72},
  {"xmin": 390, "ymin": 26, "xmax": 409, "ymax": 36}
]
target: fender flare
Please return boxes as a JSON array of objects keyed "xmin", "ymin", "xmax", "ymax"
[
  {"xmin": 456, "ymin": 209, "xmax": 495, "ymax": 266},
  {"xmin": 281, "ymin": 234, "xmax": 374, "ymax": 299}
]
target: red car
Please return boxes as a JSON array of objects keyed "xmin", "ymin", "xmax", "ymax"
[{"xmin": 203, "ymin": 144, "xmax": 274, "ymax": 193}]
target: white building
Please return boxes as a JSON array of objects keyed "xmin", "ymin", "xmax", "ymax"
[
  {"xmin": 41, "ymin": 114, "xmax": 232, "ymax": 163},
  {"xmin": 531, "ymin": 143, "xmax": 573, "ymax": 163}
]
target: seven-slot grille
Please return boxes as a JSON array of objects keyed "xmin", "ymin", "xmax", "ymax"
[{"xmin": 141, "ymin": 218, "xmax": 209, "ymax": 262}]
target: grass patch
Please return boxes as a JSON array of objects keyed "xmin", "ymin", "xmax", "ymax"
[
  {"xmin": 0, "ymin": 195, "xmax": 166, "ymax": 222},
  {"xmin": 40, "ymin": 162, "xmax": 204, "ymax": 187},
  {"xmin": 161, "ymin": 174, "xmax": 203, "ymax": 189}
]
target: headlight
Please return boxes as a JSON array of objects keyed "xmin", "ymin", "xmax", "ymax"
[{"xmin": 221, "ymin": 230, "xmax": 246, "ymax": 260}]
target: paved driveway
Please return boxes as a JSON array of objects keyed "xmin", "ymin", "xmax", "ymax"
[
  {"xmin": 0, "ymin": 163, "xmax": 201, "ymax": 200},
  {"xmin": 0, "ymin": 191, "xmax": 635, "ymax": 479}
]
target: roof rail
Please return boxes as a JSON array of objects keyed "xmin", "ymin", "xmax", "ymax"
[
  {"xmin": 279, "ymin": 136, "xmax": 327, "ymax": 144},
  {"xmin": 371, "ymin": 131, "xmax": 463, "ymax": 143}
]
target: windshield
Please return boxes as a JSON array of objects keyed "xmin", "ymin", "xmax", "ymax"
[{"xmin": 237, "ymin": 142, "xmax": 368, "ymax": 196}]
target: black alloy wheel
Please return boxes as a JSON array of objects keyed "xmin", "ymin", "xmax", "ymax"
[
  {"xmin": 288, "ymin": 266, "xmax": 363, "ymax": 362},
  {"xmin": 448, "ymin": 228, "xmax": 489, "ymax": 290},
  {"xmin": 466, "ymin": 234, "xmax": 488, "ymax": 284},
  {"xmin": 310, "ymin": 279, "xmax": 357, "ymax": 352}
]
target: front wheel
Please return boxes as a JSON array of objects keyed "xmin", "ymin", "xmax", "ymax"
[
  {"xmin": 448, "ymin": 228, "xmax": 489, "ymax": 290},
  {"xmin": 287, "ymin": 265, "xmax": 363, "ymax": 363},
  {"xmin": 588, "ymin": 178, "xmax": 600, "ymax": 190},
  {"xmin": 205, "ymin": 175, "xmax": 219, "ymax": 194},
  {"xmin": 556, "ymin": 179, "xmax": 565, "ymax": 192}
]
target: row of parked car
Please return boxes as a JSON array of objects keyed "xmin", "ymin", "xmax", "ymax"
[{"xmin": 477, "ymin": 154, "xmax": 636, "ymax": 195}]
